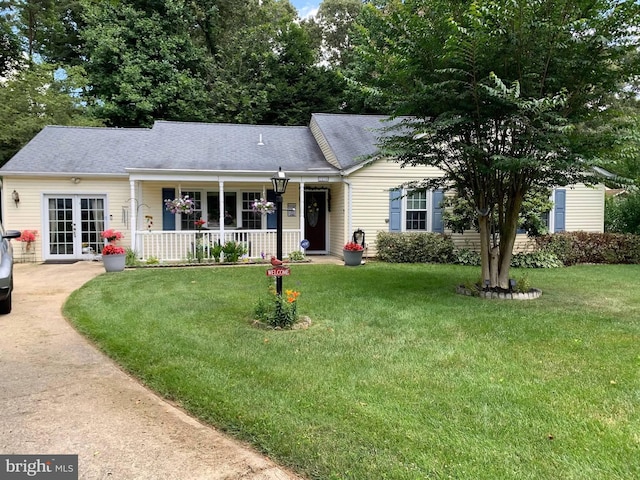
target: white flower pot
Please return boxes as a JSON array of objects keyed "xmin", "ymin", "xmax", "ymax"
[{"xmin": 103, "ymin": 254, "xmax": 126, "ymax": 272}]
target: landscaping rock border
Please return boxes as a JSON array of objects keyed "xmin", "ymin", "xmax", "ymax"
[{"xmin": 456, "ymin": 285, "xmax": 542, "ymax": 300}]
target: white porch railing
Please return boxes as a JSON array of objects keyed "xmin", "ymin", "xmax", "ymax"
[{"xmin": 136, "ymin": 230, "xmax": 302, "ymax": 262}]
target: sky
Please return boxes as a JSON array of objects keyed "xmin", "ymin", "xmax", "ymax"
[{"xmin": 290, "ymin": 1, "xmax": 320, "ymax": 19}]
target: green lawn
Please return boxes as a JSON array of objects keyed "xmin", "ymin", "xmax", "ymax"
[{"xmin": 64, "ymin": 263, "xmax": 640, "ymax": 480}]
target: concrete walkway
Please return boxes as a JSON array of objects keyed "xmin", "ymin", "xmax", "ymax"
[{"xmin": 0, "ymin": 262, "xmax": 302, "ymax": 480}]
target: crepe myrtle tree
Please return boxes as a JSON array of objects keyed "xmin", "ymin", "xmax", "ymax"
[
  {"xmin": 386, "ymin": 79, "xmax": 583, "ymax": 289},
  {"xmin": 352, "ymin": 0, "xmax": 639, "ymax": 289}
]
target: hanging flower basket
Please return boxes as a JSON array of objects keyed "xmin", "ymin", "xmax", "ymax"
[
  {"xmin": 164, "ymin": 195, "xmax": 195, "ymax": 214},
  {"xmin": 252, "ymin": 198, "xmax": 276, "ymax": 215}
]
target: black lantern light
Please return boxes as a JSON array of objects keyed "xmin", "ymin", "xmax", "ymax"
[
  {"xmin": 271, "ymin": 167, "xmax": 289, "ymax": 194},
  {"xmin": 271, "ymin": 167, "xmax": 289, "ymax": 295}
]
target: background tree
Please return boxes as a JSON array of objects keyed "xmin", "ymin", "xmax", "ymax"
[
  {"xmin": 349, "ymin": 0, "xmax": 639, "ymax": 288},
  {"xmin": 80, "ymin": 0, "xmax": 214, "ymax": 127},
  {"xmin": 0, "ymin": 0, "xmax": 85, "ymax": 64},
  {"xmin": 0, "ymin": 64, "xmax": 102, "ymax": 165},
  {"xmin": 602, "ymin": 97, "xmax": 640, "ymax": 234},
  {"xmin": 303, "ymin": 0, "xmax": 363, "ymax": 68},
  {"xmin": 0, "ymin": 14, "xmax": 24, "ymax": 76}
]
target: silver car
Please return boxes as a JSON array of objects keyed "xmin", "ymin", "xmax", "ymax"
[{"xmin": 0, "ymin": 226, "xmax": 21, "ymax": 314}]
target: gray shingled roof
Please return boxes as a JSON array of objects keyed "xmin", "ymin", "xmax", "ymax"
[
  {"xmin": 1, "ymin": 125, "xmax": 150, "ymax": 175},
  {"xmin": 1, "ymin": 116, "xmax": 395, "ymax": 175},
  {"xmin": 138, "ymin": 121, "xmax": 333, "ymax": 173},
  {"xmin": 311, "ymin": 113, "xmax": 400, "ymax": 170}
]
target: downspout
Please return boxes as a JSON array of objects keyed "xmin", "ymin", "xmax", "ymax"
[
  {"xmin": 129, "ymin": 179, "xmax": 136, "ymax": 252},
  {"xmin": 344, "ymin": 178, "xmax": 353, "ymax": 244}
]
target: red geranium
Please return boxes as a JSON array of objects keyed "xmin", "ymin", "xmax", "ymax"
[
  {"xmin": 343, "ymin": 241, "xmax": 364, "ymax": 252},
  {"xmin": 102, "ymin": 244, "xmax": 126, "ymax": 255},
  {"xmin": 101, "ymin": 229, "xmax": 124, "ymax": 242},
  {"xmin": 17, "ymin": 230, "xmax": 38, "ymax": 243}
]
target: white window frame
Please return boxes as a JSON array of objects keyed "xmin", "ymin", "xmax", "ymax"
[
  {"xmin": 177, "ymin": 190, "xmax": 203, "ymax": 231},
  {"xmin": 175, "ymin": 189, "xmax": 272, "ymax": 230},
  {"xmin": 403, "ymin": 189, "xmax": 435, "ymax": 232}
]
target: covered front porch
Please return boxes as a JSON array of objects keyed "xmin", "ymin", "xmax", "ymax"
[
  {"xmin": 126, "ymin": 169, "xmax": 344, "ymax": 263},
  {"xmin": 136, "ymin": 229, "xmax": 302, "ymax": 262}
]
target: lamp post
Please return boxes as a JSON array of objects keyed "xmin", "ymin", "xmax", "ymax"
[{"xmin": 271, "ymin": 167, "xmax": 289, "ymax": 296}]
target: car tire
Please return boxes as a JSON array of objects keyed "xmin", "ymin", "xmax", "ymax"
[{"xmin": 0, "ymin": 292, "xmax": 12, "ymax": 314}]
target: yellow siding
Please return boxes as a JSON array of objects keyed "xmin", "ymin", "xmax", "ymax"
[
  {"xmin": 565, "ymin": 184, "xmax": 605, "ymax": 232},
  {"xmin": 345, "ymin": 159, "xmax": 443, "ymax": 256},
  {"xmin": 341, "ymin": 162, "xmax": 605, "ymax": 256},
  {"xmin": 1, "ymin": 176, "xmax": 131, "ymax": 262},
  {"xmin": 310, "ymin": 117, "xmax": 340, "ymax": 170},
  {"xmin": 1, "ymin": 170, "xmax": 605, "ymax": 262},
  {"xmin": 328, "ymin": 183, "xmax": 346, "ymax": 256}
]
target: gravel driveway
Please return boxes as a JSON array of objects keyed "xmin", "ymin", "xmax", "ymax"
[{"xmin": 0, "ymin": 262, "xmax": 301, "ymax": 480}]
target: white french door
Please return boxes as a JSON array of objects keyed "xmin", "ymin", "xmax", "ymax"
[{"xmin": 44, "ymin": 195, "xmax": 106, "ymax": 260}]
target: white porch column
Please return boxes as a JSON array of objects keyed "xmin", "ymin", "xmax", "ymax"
[
  {"xmin": 129, "ymin": 180, "xmax": 137, "ymax": 251},
  {"xmin": 219, "ymin": 180, "xmax": 225, "ymax": 243},
  {"xmin": 299, "ymin": 182, "xmax": 305, "ymax": 241}
]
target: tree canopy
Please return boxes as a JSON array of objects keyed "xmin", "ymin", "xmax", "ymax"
[
  {"xmin": 349, "ymin": 0, "xmax": 640, "ymax": 287},
  {"xmin": 0, "ymin": 64, "xmax": 102, "ymax": 164},
  {"xmin": 0, "ymin": 0, "xmax": 365, "ymax": 164}
]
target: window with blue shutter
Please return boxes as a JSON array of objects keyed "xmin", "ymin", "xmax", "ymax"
[
  {"xmin": 432, "ymin": 189, "xmax": 444, "ymax": 233},
  {"xmin": 162, "ymin": 188, "xmax": 176, "ymax": 231},
  {"xmin": 554, "ymin": 189, "xmax": 566, "ymax": 232},
  {"xmin": 389, "ymin": 189, "xmax": 402, "ymax": 232}
]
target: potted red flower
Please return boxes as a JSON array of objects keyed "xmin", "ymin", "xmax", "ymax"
[
  {"xmin": 17, "ymin": 229, "xmax": 38, "ymax": 253},
  {"xmin": 343, "ymin": 241, "xmax": 364, "ymax": 266},
  {"xmin": 101, "ymin": 229, "xmax": 126, "ymax": 272}
]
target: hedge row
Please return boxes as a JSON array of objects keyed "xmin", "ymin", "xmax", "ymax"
[
  {"xmin": 376, "ymin": 232, "xmax": 457, "ymax": 264},
  {"xmin": 376, "ymin": 231, "xmax": 640, "ymax": 267},
  {"xmin": 534, "ymin": 232, "xmax": 640, "ymax": 265}
]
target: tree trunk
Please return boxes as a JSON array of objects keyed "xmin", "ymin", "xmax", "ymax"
[
  {"xmin": 495, "ymin": 191, "xmax": 525, "ymax": 289},
  {"xmin": 479, "ymin": 214, "xmax": 491, "ymax": 284},
  {"xmin": 478, "ymin": 191, "xmax": 525, "ymax": 289}
]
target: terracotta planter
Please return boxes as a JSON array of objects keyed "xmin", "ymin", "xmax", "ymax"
[
  {"xmin": 343, "ymin": 249, "xmax": 363, "ymax": 266},
  {"xmin": 102, "ymin": 253, "xmax": 126, "ymax": 272}
]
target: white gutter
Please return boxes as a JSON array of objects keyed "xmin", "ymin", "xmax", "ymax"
[{"xmin": 344, "ymin": 178, "xmax": 353, "ymax": 243}]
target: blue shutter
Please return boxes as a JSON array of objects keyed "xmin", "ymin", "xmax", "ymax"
[
  {"xmin": 554, "ymin": 189, "xmax": 566, "ymax": 232},
  {"xmin": 389, "ymin": 189, "xmax": 402, "ymax": 232},
  {"xmin": 266, "ymin": 190, "xmax": 277, "ymax": 229},
  {"xmin": 432, "ymin": 189, "xmax": 444, "ymax": 233},
  {"xmin": 162, "ymin": 188, "xmax": 176, "ymax": 231}
]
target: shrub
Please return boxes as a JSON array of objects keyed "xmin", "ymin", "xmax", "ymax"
[
  {"xmin": 287, "ymin": 250, "xmax": 305, "ymax": 261},
  {"xmin": 535, "ymin": 232, "xmax": 640, "ymax": 265},
  {"xmin": 454, "ymin": 248, "xmax": 481, "ymax": 266},
  {"xmin": 125, "ymin": 248, "xmax": 141, "ymax": 266},
  {"xmin": 605, "ymin": 192, "xmax": 640, "ymax": 234},
  {"xmin": 221, "ymin": 241, "xmax": 247, "ymax": 262},
  {"xmin": 210, "ymin": 243, "xmax": 223, "ymax": 262},
  {"xmin": 376, "ymin": 232, "xmax": 456, "ymax": 263},
  {"xmin": 510, "ymin": 250, "xmax": 563, "ymax": 268},
  {"xmin": 515, "ymin": 275, "xmax": 532, "ymax": 293}
]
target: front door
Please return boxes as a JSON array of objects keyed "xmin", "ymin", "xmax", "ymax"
[
  {"xmin": 45, "ymin": 195, "xmax": 106, "ymax": 260},
  {"xmin": 304, "ymin": 191, "xmax": 327, "ymax": 252}
]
